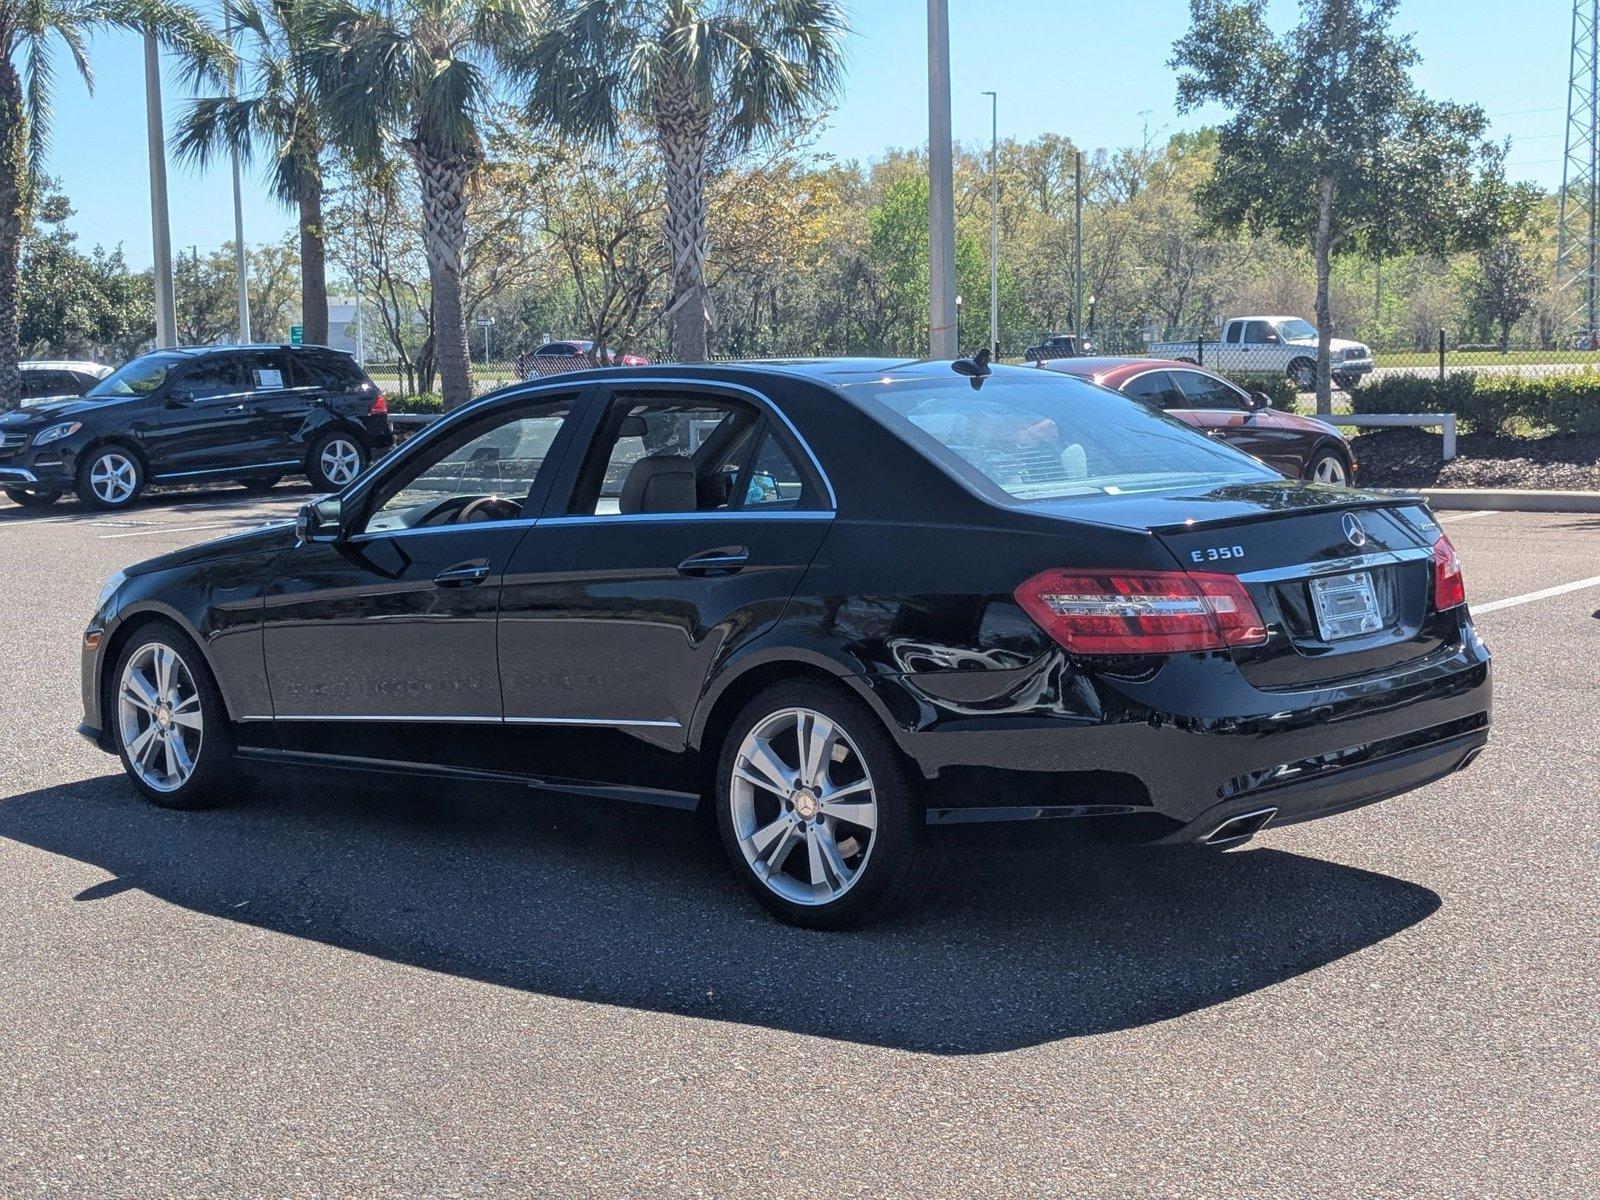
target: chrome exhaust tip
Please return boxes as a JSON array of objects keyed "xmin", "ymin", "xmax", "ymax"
[{"xmin": 1203, "ymin": 806, "xmax": 1278, "ymax": 846}]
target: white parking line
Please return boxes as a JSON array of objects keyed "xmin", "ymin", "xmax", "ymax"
[
  {"xmin": 97, "ymin": 521, "xmax": 252, "ymax": 540},
  {"xmin": 1440, "ymin": 510, "xmax": 1498, "ymax": 523},
  {"xmin": 1474, "ymin": 575, "xmax": 1600, "ymax": 615}
]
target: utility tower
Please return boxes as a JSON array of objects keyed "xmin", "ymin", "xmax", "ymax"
[{"xmin": 1558, "ymin": 0, "xmax": 1600, "ymax": 344}]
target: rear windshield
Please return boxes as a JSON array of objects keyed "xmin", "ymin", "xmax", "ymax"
[{"xmin": 846, "ymin": 370, "xmax": 1274, "ymax": 501}]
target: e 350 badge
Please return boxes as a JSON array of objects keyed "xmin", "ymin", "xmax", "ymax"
[{"xmin": 1191, "ymin": 545, "xmax": 1245, "ymax": 563}]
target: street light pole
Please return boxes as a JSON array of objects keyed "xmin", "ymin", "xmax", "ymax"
[
  {"xmin": 224, "ymin": 4, "xmax": 250, "ymax": 343},
  {"xmin": 1073, "ymin": 150, "xmax": 1084, "ymax": 341},
  {"xmin": 982, "ymin": 90, "xmax": 998, "ymax": 359},
  {"xmin": 926, "ymin": 0, "xmax": 958, "ymax": 359},
  {"xmin": 143, "ymin": 34, "xmax": 177, "ymax": 348}
]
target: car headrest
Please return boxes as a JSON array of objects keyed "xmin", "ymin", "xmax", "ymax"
[
  {"xmin": 617, "ymin": 414, "xmax": 649, "ymax": 439},
  {"xmin": 619, "ymin": 455, "xmax": 697, "ymax": 515}
]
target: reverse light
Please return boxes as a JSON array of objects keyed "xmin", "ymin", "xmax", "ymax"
[
  {"xmin": 1431, "ymin": 532, "xmax": 1467, "ymax": 611},
  {"xmin": 368, "ymin": 393, "xmax": 389, "ymax": 416},
  {"xmin": 33, "ymin": 421, "xmax": 82, "ymax": 446},
  {"xmin": 1014, "ymin": 568, "xmax": 1268, "ymax": 655}
]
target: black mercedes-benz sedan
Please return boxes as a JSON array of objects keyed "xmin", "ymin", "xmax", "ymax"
[{"xmin": 77, "ymin": 360, "xmax": 1491, "ymax": 927}]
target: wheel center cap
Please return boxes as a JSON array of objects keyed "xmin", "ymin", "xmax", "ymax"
[
  {"xmin": 792, "ymin": 789, "xmax": 818, "ymax": 820},
  {"xmin": 155, "ymin": 704, "xmax": 172, "ymax": 730}
]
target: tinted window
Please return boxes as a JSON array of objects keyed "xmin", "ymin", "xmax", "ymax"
[
  {"xmin": 21, "ymin": 371, "xmax": 72, "ymax": 398},
  {"xmin": 1173, "ymin": 370, "xmax": 1249, "ymax": 410},
  {"xmin": 240, "ymin": 351, "xmax": 292, "ymax": 392},
  {"xmin": 1242, "ymin": 321, "xmax": 1275, "ymax": 343},
  {"xmin": 1120, "ymin": 370, "xmax": 1186, "ymax": 410},
  {"xmin": 849, "ymin": 372, "xmax": 1272, "ymax": 501},
  {"xmin": 175, "ymin": 356, "xmax": 243, "ymax": 399},
  {"xmin": 88, "ymin": 353, "xmax": 186, "ymax": 398},
  {"xmin": 535, "ymin": 343, "xmax": 576, "ymax": 356},
  {"xmin": 577, "ymin": 398, "xmax": 759, "ymax": 516},
  {"xmin": 295, "ymin": 350, "xmax": 366, "ymax": 391},
  {"xmin": 743, "ymin": 430, "xmax": 807, "ymax": 507}
]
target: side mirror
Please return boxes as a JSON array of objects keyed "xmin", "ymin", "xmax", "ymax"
[
  {"xmin": 296, "ymin": 497, "xmax": 343, "ymax": 543},
  {"xmin": 1249, "ymin": 391, "xmax": 1272, "ymax": 410}
]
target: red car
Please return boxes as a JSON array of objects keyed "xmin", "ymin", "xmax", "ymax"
[{"xmin": 1036, "ymin": 357, "xmax": 1356, "ymax": 485}]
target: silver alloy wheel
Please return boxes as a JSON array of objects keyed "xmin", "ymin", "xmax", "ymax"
[
  {"xmin": 730, "ymin": 707, "xmax": 878, "ymax": 906},
  {"xmin": 117, "ymin": 643, "xmax": 203, "ymax": 793},
  {"xmin": 1312, "ymin": 454, "xmax": 1348, "ymax": 485},
  {"xmin": 319, "ymin": 438, "xmax": 362, "ymax": 486},
  {"xmin": 90, "ymin": 451, "xmax": 139, "ymax": 505}
]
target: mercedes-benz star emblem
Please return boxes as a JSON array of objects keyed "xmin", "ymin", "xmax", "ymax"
[{"xmin": 1341, "ymin": 512, "xmax": 1367, "ymax": 548}]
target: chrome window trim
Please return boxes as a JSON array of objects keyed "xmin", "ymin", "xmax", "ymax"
[
  {"xmin": 1237, "ymin": 545, "xmax": 1432, "ymax": 584},
  {"xmin": 345, "ymin": 507, "xmax": 834, "ymax": 545},
  {"xmin": 240, "ymin": 712, "xmax": 681, "ymax": 729}
]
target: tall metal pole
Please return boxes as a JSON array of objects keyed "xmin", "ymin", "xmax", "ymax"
[
  {"xmin": 926, "ymin": 0, "xmax": 958, "ymax": 359},
  {"xmin": 1073, "ymin": 151, "xmax": 1084, "ymax": 338},
  {"xmin": 225, "ymin": 4, "xmax": 251, "ymax": 343},
  {"xmin": 144, "ymin": 35, "xmax": 177, "ymax": 348},
  {"xmin": 1590, "ymin": 3, "xmax": 1598, "ymax": 339},
  {"xmin": 982, "ymin": 91, "xmax": 998, "ymax": 359}
]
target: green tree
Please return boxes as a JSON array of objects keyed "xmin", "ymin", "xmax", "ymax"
[
  {"xmin": 173, "ymin": 0, "xmax": 329, "ymax": 344},
  {"xmin": 521, "ymin": 0, "xmax": 847, "ymax": 362},
  {"xmin": 1467, "ymin": 235, "xmax": 1540, "ymax": 352},
  {"xmin": 1171, "ymin": 0, "xmax": 1514, "ymax": 412},
  {"xmin": 1, "ymin": 0, "xmax": 230, "ymax": 407},
  {"xmin": 309, "ymin": 0, "xmax": 544, "ymax": 408},
  {"xmin": 19, "ymin": 185, "xmax": 150, "ymax": 357}
]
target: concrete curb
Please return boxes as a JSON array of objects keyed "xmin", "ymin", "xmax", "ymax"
[{"xmin": 1372, "ymin": 487, "xmax": 1600, "ymax": 513}]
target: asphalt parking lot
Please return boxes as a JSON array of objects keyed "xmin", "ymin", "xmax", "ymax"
[{"xmin": 0, "ymin": 487, "xmax": 1595, "ymax": 1198}]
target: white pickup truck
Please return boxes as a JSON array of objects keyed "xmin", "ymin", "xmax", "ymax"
[{"xmin": 1148, "ymin": 316, "xmax": 1374, "ymax": 391}]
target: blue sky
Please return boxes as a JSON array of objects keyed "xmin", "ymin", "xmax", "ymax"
[{"xmin": 39, "ymin": 0, "xmax": 1571, "ymax": 268}]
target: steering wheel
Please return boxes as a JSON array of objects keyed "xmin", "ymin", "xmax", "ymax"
[{"xmin": 457, "ymin": 494, "xmax": 521, "ymax": 523}]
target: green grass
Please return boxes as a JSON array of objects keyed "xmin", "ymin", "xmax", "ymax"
[{"xmin": 1374, "ymin": 350, "xmax": 1600, "ymax": 369}]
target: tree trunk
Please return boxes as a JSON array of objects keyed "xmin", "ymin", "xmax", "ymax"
[
  {"xmin": 657, "ymin": 93, "xmax": 711, "ymax": 363},
  {"xmin": 1312, "ymin": 174, "xmax": 1335, "ymax": 416},
  {"xmin": 408, "ymin": 142, "xmax": 473, "ymax": 409},
  {"xmin": 0, "ymin": 62, "xmax": 26, "ymax": 411},
  {"xmin": 298, "ymin": 186, "xmax": 329, "ymax": 346}
]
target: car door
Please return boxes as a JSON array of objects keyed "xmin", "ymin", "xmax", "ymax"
[
  {"xmin": 494, "ymin": 381, "xmax": 834, "ymax": 791},
  {"xmin": 261, "ymin": 389, "xmax": 586, "ymax": 761},
  {"xmin": 142, "ymin": 354, "xmax": 258, "ymax": 478},
  {"xmin": 1170, "ymin": 369, "xmax": 1302, "ymax": 474},
  {"xmin": 238, "ymin": 348, "xmax": 317, "ymax": 469}
]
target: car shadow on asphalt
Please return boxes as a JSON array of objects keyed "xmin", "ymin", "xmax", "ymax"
[
  {"xmin": 0, "ymin": 770, "xmax": 1441, "ymax": 1055},
  {"xmin": 0, "ymin": 482, "xmax": 315, "ymax": 522}
]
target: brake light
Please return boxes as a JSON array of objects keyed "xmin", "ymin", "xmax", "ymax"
[
  {"xmin": 1014, "ymin": 568, "xmax": 1268, "ymax": 655},
  {"xmin": 1431, "ymin": 532, "xmax": 1466, "ymax": 610},
  {"xmin": 368, "ymin": 392, "xmax": 388, "ymax": 416}
]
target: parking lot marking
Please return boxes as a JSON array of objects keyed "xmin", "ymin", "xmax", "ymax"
[
  {"xmin": 97, "ymin": 521, "xmax": 256, "ymax": 540},
  {"xmin": 1440, "ymin": 510, "xmax": 1498, "ymax": 523},
  {"xmin": 1474, "ymin": 574, "xmax": 1600, "ymax": 615}
]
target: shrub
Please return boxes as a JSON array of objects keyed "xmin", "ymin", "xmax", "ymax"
[
  {"xmin": 1349, "ymin": 370, "xmax": 1600, "ymax": 436},
  {"xmin": 1223, "ymin": 373, "xmax": 1300, "ymax": 410},
  {"xmin": 388, "ymin": 391, "xmax": 444, "ymax": 414}
]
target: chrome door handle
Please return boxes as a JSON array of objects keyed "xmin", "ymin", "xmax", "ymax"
[
  {"xmin": 434, "ymin": 562, "xmax": 492, "ymax": 587},
  {"xmin": 677, "ymin": 546, "xmax": 749, "ymax": 577}
]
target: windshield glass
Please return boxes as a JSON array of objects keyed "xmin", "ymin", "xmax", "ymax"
[
  {"xmin": 848, "ymin": 370, "xmax": 1273, "ymax": 501},
  {"xmin": 87, "ymin": 353, "xmax": 185, "ymax": 398},
  {"xmin": 1277, "ymin": 319, "xmax": 1317, "ymax": 340}
]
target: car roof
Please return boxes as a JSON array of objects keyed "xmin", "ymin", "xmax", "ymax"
[
  {"xmin": 1034, "ymin": 356, "xmax": 1203, "ymax": 382},
  {"xmin": 148, "ymin": 343, "xmax": 353, "ymax": 358}
]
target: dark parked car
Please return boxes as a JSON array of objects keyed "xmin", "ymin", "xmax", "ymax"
[
  {"xmin": 1023, "ymin": 333, "xmax": 1093, "ymax": 362},
  {"xmin": 518, "ymin": 340, "xmax": 650, "ymax": 377},
  {"xmin": 1037, "ymin": 356, "xmax": 1357, "ymax": 485},
  {"xmin": 0, "ymin": 345, "xmax": 392, "ymax": 510},
  {"xmin": 20, "ymin": 359, "xmax": 112, "ymax": 401},
  {"xmin": 78, "ymin": 360, "xmax": 1489, "ymax": 928}
]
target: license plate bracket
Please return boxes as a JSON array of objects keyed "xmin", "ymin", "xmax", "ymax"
[{"xmin": 1309, "ymin": 570, "xmax": 1384, "ymax": 640}]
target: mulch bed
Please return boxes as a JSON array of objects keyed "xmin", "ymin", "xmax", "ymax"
[{"xmin": 1349, "ymin": 428, "xmax": 1600, "ymax": 492}]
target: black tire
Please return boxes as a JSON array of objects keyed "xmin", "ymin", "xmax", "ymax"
[
  {"xmin": 75, "ymin": 444, "xmax": 145, "ymax": 511},
  {"xmin": 240, "ymin": 474, "xmax": 284, "ymax": 492},
  {"xmin": 1305, "ymin": 445, "xmax": 1351, "ymax": 487},
  {"xmin": 305, "ymin": 429, "xmax": 368, "ymax": 491},
  {"xmin": 715, "ymin": 679, "xmax": 928, "ymax": 929},
  {"xmin": 108, "ymin": 620, "xmax": 238, "ymax": 810},
  {"xmin": 1288, "ymin": 358, "xmax": 1317, "ymax": 391},
  {"xmin": 3, "ymin": 486, "xmax": 61, "ymax": 508},
  {"xmin": 1333, "ymin": 371, "xmax": 1362, "ymax": 392}
]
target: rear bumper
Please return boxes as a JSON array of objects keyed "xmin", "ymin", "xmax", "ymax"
[
  {"xmin": 1335, "ymin": 358, "xmax": 1375, "ymax": 376},
  {"xmin": 887, "ymin": 626, "xmax": 1492, "ymax": 839}
]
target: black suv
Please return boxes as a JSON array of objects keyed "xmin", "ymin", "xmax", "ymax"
[{"xmin": 0, "ymin": 345, "xmax": 393, "ymax": 510}]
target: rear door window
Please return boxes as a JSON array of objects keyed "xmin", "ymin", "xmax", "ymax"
[
  {"xmin": 1120, "ymin": 371, "xmax": 1186, "ymax": 410},
  {"xmin": 1173, "ymin": 370, "xmax": 1250, "ymax": 411},
  {"xmin": 240, "ymin": 351, "xmax": 293, "ymax": 392}
]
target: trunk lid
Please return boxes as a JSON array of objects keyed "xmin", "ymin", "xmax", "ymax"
[{"xmin": 1031, "ymin": 480, "xmax": 1455, "ymax": 688}]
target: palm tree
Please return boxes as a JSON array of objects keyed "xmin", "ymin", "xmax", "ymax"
[
  {"xmin": 0, "ymin": 0, "xmax": 231, "ymax": 408},
  {"xmin": 521, "ymin": 0, "xmax": 847, "ymax": 363},
  {"xmin": 173, "ymin": 0, "xmax": 329, "ymax": 345},
  {"xmin": 308, "ymin": 0, "xmax": 544, "ymax": 409}
]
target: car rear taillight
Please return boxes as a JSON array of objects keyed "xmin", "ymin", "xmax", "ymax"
[
  {"xmin": 1431, "ymin": 532, "xmax": 1466, "ymax": 610},
  {"xmin": 368, "ymin": 392, "xmax": 388, "ymax": 416},
  {"xmin": 1014, "ymin": 569, "xmax": 1268, "ymax": 655}
]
